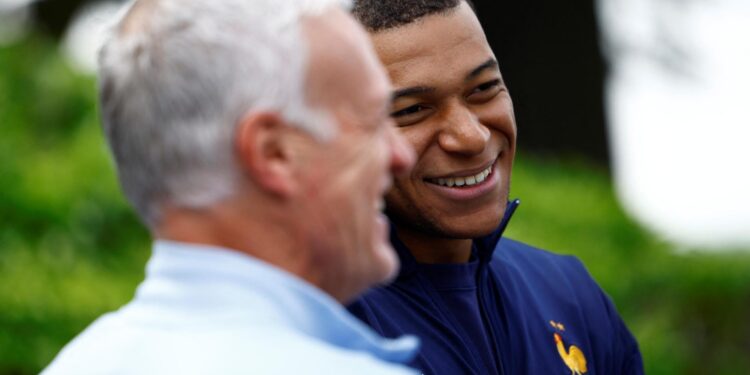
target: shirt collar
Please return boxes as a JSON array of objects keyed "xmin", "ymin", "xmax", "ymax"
[
  {"xmin": 393, "ymin": 199, "xmax": 521, "ymax": 280},
  {"xmin": 136, "ymin": 240, "xmax": 419, "ymax": 364}
]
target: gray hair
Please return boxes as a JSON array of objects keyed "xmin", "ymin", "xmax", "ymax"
[{"xmin": 98, "ymin": 0, "xmax": 349, "ymax": 227}]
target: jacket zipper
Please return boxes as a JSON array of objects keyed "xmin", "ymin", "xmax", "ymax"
[
  {"xmin": 475, "ymin": 199, "xmax": 520, "ymax": 375},
  {"xmin": 477, "ymin": 265, "xmax": 506, "ymax": 375}
]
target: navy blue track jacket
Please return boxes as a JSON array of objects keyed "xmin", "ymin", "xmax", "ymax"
[{"xmin": 348, "ymin": 201, "xmax": 644, "ymax": 374}]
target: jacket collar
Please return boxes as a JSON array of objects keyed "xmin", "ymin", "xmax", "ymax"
[{"xmin": 392, "ymin": 199, "xmax": 521, "ymax": 280}]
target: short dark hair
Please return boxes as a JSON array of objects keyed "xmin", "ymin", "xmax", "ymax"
[{"xmin": 352, "ymin": 0, "xmax": 473, "ymax": 32}]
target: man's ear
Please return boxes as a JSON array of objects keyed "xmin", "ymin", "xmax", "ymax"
[{"xmin": 235, "ymin": 112, "xmax": 298, "ymax": 197}]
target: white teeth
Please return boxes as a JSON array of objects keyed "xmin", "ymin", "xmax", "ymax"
[
  {"xmin": 476, "ymin": 172, "xmax": 486, "ymax": 184},
  {"xmin": 430, "ymin": 164, "xmax": 493, "ymax": 188}
]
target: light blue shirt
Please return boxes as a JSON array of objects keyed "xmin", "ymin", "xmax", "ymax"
[{"xmin": 43, "ymin": 240, "xmax": 419, "ymax": 374}]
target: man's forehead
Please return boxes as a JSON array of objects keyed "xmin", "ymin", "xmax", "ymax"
[
  {"xmin": 303, "ymin": 10, "xmax": 369, "ymax": 98},
  {"xmin": 303, "ymin": 8, "xmax": 392, "ymax": 124},
  {"xmin": 367, "ymin": 2, "xmax": 493, "ymax": 87},
  {"xmin": 377, "ymin": 43, "xmax": 496, "ymax": 93}
]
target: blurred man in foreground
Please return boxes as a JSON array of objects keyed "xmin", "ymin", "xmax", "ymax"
[
  {"xmin": 43, "ymin": 0, "xmax": 417, "ymax": 373},
  {"xmin": 347, "ymin": 1, "xmax": 644, "ymax": 374}
]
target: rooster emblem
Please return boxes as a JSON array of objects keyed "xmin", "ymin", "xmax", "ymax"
[{"xmin": 553, "ymin": 332, "xmax": 588, "ymax": 375}]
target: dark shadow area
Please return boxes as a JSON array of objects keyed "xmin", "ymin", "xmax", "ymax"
[
  {"xmin": 473, "ymin": 0, "xmax": 609, "ymax": 165},
  {"xmin": 31, "ymin": 0, "xmax": 92, "ymax": 37}
]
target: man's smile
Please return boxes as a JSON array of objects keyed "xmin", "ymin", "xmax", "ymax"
[
  {"xmin": 426, "ymin": 161, "xmax": 495, "ymax": 188},
  {"xmin": 421, "ymin": 157, "xmax": 502, "ymax": 201}
]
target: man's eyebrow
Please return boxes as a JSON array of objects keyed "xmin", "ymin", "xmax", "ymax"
[
  {"xmin": 466, "ymin": 58, "xmax": 499, "ymax": 81},
  {"xmin": 392, "ymin": 86, "xmax": 436, "ymax": 101}
]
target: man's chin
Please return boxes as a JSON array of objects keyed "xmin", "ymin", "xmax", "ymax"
[
  {"xmin": 371, "ymin": 242, "xmax": 400, "ymax": 285},
  {"xmin": 341, "ymin": 245, "xmax": 398, "ymax": 304},
  {"xmin": 388, "ymin": 200, "xmax": 508, "ymax": 240},
  {"xmin": 426, "ymin": 212, "xmax": 505, "ymax": 240}
]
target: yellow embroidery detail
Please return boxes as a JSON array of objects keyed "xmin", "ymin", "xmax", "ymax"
[
  {"xmin": 549, "ymin": 320, "xmax": 565, "ymax": 331},
  {"xmin": 553, "ymin": 332, "xmax": 588, "ymax": 375}
]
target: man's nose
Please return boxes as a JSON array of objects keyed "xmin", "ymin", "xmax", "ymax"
[
  {"xmin": 437, "ymin": 102, "xmax": 490, "ymax": 156},
  {"xmin": 387, "ymin": 126, "xmax": 416, "ymax": 177}
]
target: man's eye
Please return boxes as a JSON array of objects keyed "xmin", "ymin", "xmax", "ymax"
[
  {"xmin": 468, "ymin": 79, "xmax": 502, "ymax": 101},
  {"xmin": 392, "ymin": 104, "xmax": 428, "ymax": 118},
  {"xmin": 473, "ymin": 79, "xmax": 501, "ymax": 93}
]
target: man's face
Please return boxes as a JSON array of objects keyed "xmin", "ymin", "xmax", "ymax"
[
  {"xmin": 371, "ymin": 2, "xmax": 517, "ymax": 240},
  {"xmin": 297, "ymin": 9, "xmax": 414, "ymax": 301}
]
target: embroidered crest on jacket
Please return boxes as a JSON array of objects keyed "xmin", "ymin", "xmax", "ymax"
[{"xmin": 550, "ymin": 320, "xmax": 588, "ymax": 374}]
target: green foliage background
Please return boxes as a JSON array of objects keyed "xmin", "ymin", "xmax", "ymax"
[{"xmin": 2, "ymin": 35, "xmax": 749, "ymax": 374}]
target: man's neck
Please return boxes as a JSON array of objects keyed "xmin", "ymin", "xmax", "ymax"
[
  {"xmin": 155, "ymin": 200, "xmax": 312, "ymax": 277},
  {"xmin": 395, "ymin": 225, "xmax": 473, "ymax": 264},
  {"xmin": 154, "ymin": 198, "xmax": 360, "ymax": 302}
]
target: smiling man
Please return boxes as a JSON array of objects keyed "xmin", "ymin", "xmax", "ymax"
[{"xmin": 348, "ymin": 1, "xmax": 644, "ymax": 374}]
